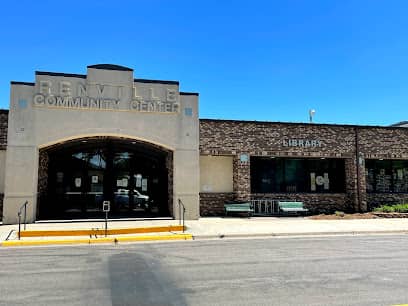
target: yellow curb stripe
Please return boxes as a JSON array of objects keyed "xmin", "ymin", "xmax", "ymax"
[
  {"xmin": 19, "ymin": 225, "xmax": 186, "ymax": 237},
  {"xmin": 116, "ymin": 234, "xmax": 192, "ymax": 243},
  {"xmin": 1, "ymin": 234, "xmax": 192, "ymax": 247}
]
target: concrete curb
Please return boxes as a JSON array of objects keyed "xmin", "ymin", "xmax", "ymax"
[
  {"xmin": 1, "ymin": 234, "xmax": 193, "ymax": 247},
  {"xmin": 19, "ymin": 225, "xmax": 185, "ymax": 237},
  {"xmin": 191, "ymin": 230, "xmax": 408, "ymax": 240}
]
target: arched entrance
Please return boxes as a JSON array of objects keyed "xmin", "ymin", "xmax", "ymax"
[{"xmin": 37, "ymin": 137, "xmax": 173, "ymax": 220}]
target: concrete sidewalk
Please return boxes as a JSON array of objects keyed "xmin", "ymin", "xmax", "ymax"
[
  {"xmin": 185, "ymin": 217, "xmax": 408, "ymax": 238},
  {"xmin": 2, "ymin": 217, "xmax": 408, "ymax": 246}
]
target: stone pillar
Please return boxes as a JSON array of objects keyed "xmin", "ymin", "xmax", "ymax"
[
  {"xmin": 233, "ymin": 153, "xmax": 251, "ymax": 200},
  {"xmin": 166, "ymin": 152, "xmax": 174, "ymax": 216},
  {"xmin": 3, "ymin": 146, "xmax": 39, "ymax": 224},
  {"xmin": 37, "ymin": 150, "xmax": 49, "ymax": 219},
  {"xmin": 173, "ymin": 149, "xmax": 200, "ymax": 220}
]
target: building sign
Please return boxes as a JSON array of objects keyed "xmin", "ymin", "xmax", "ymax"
[
  {"xmin": 32, "ymin": 80, "xmax": 180, "ymax": 113},
  {"xmin": 310, "ymin": 173, "xmax": 329, "ymax": 191},
  {"xmin": 131, "ymin": 87, "xmax": 179, "ymax": 113},
  {"xmin": 282, "ymin": 139, "xmax": 322, "ymax": 148}
]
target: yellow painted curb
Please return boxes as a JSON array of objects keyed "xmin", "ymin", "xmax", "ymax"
[
  {"xmin": 1, "ymin": 234, "xmax": 192, "ymax": 247},
  {"xmin": 19, "ymin": 225, "xmax": 186, "ymax": 237}
]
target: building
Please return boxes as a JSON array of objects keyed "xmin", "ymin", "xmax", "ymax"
[
  {"xmin": 0, "ymin": 64, "xmax": 408, "ymax": 224},
  {"xmin": 391, "ymin": 121, "xmax": 408, "ymax": 127}
]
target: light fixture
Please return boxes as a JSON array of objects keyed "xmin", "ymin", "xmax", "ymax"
[{"xmin": 309, "ymin": 109, "xmax": 316, "ymax": 123}]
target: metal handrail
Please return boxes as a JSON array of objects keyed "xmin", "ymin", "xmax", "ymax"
[
  {"xmin": 18, "ymin": 201, "xmax": 28, "ymax": 240},
  {"xmin": 178, "ymin": 199, "xmax": 186, "ymax": 232}
]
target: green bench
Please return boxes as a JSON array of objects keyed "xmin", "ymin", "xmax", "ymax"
[
  {"xmin": 224, "ymin": 202, "xmax": 254, "ymax": 217},
  {"xmin": 278, "ymin": 201, "xmax": 308, "ymax": 215}
]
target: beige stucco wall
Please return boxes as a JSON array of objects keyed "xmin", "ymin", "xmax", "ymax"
[
  {"xmin": 200, "ymin": 155, "xmax": 233, "ymax": 192},
  {"xmin": 3, "ymin": 65, "xmax": 199, "ymax": 223},
  {"xmin": 0, "ymin": 150, "xmax": 5, "ymax": 194}
]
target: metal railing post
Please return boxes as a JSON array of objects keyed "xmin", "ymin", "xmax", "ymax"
[
  {"xmin": 17, "ymin": 201, "xmax": 28, "ymax": 240},
  {"xmin": 183, "ymin": 205, "xmax": 185, "ymax": 233},
  {"xmin": 24, "ymin": 203, "xmax": 27, "ymax": 230},
  {"xmin": 178, "ymin": 199, "xmax": 186, "ymax": 232},
  {"xmin": 18, "ymin": 212, "xmax": 21, "ymax": 240},
  {"xmin": 179, "ymin": 199, "xmax": 181, "ymax": 226}
]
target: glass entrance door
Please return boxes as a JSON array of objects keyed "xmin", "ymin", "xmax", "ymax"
[
  {"xmin": 58, "ymin": 150, "xmax": 106, "ymax": 218},
  {"xmin": 41, "ymin": 138, "xmax": 170, "ymax": 220},
  {"xmin": 85, "ymin": 151, "xmax": 106, "ymax": 216},
  {"xmin": 113, "ymin": 152, "xmax": 133, "ymax": 214}
]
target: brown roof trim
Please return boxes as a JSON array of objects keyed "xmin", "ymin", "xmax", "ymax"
[
  {"xmin": 199, "ymin": 118, "xmax": 408, "ymax": 131},
  {"xmin": 35, "ymin": 71, "xmax": 87, "ymax": 79},
  {"xmin": 180, "ymin": 92, "xmax": 199, "ymax": 96},
  {"xmin": 0, "ymin": 109, "xmax": 9, "ymax": 114},
  {"xmin": 10, "ymin": 81, "xmax": 35, "ymax": 86},
  {"xmin": 87, "ymin": 64, "xmax": 133, "ymax": 71},
  {"xmin": 134, "ymin": 78, "xmax": 179, "ymax": 85}
]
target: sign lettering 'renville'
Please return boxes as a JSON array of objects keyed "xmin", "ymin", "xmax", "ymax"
[{"xmin": 33, "ymin": 81, "xmax": 180, "ymax": 113}]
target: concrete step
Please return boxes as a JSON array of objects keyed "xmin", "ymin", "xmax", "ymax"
[{"xmin": 19, "ymin": 225, "xmax": 185, "ymax": 237}]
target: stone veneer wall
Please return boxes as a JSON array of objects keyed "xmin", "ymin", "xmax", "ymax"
[
  {"xmin": 166, "ymin": 152, "xmax": 174, "ymax": 215},
  {"xmin": 200, "ymin": 192, "xmax": 235, "ymax": 216},
  {"xmin": 0, "ymin": 110, "xmax": 8, "ymax": 149},
  {"xmin": 359, "ymin": 127, "xmax": 408, "ymax": 209},
  {"xmin": 199, "ymin": 119, "xmax": 408, "ymax": 214},
  {"xmin": 251, "ymin": 193, "xmax": 349, "ymax": 214},
  {"xmin": 200, "ymin": 192, "xmax": 348, "ymax": 216},
  {"xmin": 367, "ymin": 194, "xmax": 408, "ymax": 209}
]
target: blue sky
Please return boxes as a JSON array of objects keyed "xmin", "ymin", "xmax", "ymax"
[{"xmin": 1, "ymin": 0, "xmax": 407, "ymax": 125}]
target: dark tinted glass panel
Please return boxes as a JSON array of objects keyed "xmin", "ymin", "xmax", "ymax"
[
  {"xmin": 251, "ymin": 157, "xmax": 345, "ymax": 193},
  {"xmin": 41, "ymin": 138, "xmax": 170, "ymax": 220},
  {"xmin": 366, "ymin": 159, "xmax": 408, "ymax": 193}
]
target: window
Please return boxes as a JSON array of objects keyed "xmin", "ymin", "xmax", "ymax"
[
  {"xmin": 250, "ymin": 157, "xmax": 345, "ymax": 193},
  {"xmin": 366, "ymin": 159, "xmax": 408, "ymax": 193}
]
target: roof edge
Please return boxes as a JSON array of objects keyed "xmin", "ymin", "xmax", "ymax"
[
  {"xmin": 199, "ymin": 118, "xmax": 408, "ymax": 130},
  {"xmin": 87, "ymin": 64, "xmax": 133, "ymax": 71},
  {"xmin": 180, "ymin": 91, "xmax": 199, "ymax": 96},
  {"xmin": 35, "ymin": 71, "xmax": 87, "ymax": 79},
  {"xmin": 10, "ymin": 81, "xmax": 35, "ymax": 86},
  {"xmin": 134, "ymin": 78, "xmax": 179, "ymax": 85}
]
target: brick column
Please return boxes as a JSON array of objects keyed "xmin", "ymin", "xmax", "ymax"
[
  {"xmin": 358, "ymin": 154, "xmax": 368, "ymax": 211},
  {"xmin": 345, "ymin": 155, "xmax": 368, "ymax": 212},
  {"xmin": 345, "ymin": 158, "xmax": 359, "ymax": 212},
  {"xmin": 233, "ymin": 153, "xmax": 251, "ymax": 200}
]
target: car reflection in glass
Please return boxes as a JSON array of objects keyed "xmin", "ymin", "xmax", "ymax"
[{"xmin": 114, "ymin": 189, "xmax": 150, "ymax": 211}]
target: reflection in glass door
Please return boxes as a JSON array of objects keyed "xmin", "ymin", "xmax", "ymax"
[
  {"xmin": 86, "ymin": 151, "xmax": 106, "ymax": 214},
  {"xmin": 113, "ymin": 152, "xmax": 132, "ymax": 213},
  {"xmin": 42, "ymin": 138, "xmax": 170, "ymax": 220}
]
